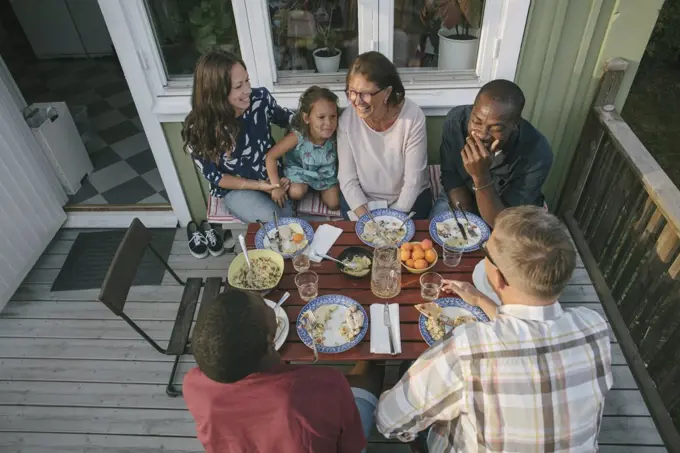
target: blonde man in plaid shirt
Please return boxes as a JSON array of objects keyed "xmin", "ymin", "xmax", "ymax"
[{"xmin": 376, "ymin": 206, "xmax": 613, "ymax": 452}]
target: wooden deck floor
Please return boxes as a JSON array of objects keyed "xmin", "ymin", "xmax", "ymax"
[{"xmin": 0, "ymin": 229, "xmax": 668, "ymax": 453}]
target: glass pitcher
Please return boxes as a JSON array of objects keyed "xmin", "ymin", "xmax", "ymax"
[{"xmin": 371, "ymin": 246, "xmax": 402, "ymax": 299}]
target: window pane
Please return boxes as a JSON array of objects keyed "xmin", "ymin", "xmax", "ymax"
[
  {"xmin": 144, "ymin": 0, "xmax": 241, "ymax": 78},
  {"xmin": 269, "ymin": 0, "xmax": 359, "ymax": 79},
  {"xmin": 394, "ymin": 0, "xmax": 484, "ymax": 71}
]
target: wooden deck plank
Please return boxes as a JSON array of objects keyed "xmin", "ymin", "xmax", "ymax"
[
  {"xmin": 0, "ymin": 405, "xmax": 662, "ymax": 445},
  {"xmin": 0, "ymin": 379, "xmax": 649, "ymax": 416},
  {"xmin": 0, "ymin": 358, "xmax": 639, "ymax": 390}
]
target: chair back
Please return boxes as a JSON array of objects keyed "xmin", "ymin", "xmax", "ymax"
[{"xmin": 99, "ymin": 218, "xmax": 152, "ymax": 316}]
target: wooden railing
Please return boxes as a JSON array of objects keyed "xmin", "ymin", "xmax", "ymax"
[{"xmin": 558, "ymin": 58, "xmax": 680, "ymax": 452}]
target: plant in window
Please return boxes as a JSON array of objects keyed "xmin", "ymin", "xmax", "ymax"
[
  {"xmin": 187, "ymin": 0, "xmax": 239, "ymax": 54},
  {"xmin": 311, "ymin": 6, "xmax": 341, "ymax": 73},
  {"xmin": 430, "ymin": 0, "xmax": 484, "ymax": 71}
]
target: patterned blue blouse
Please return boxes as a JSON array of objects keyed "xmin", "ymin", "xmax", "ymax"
[{"xmin": 191, "ymin": 87, "xmax": 293, "ymax": 198}]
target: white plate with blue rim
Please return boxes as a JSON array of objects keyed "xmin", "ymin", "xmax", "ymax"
[
  {"xmin": 428, "ymin": 211, "xmax": 490, "ymax": 252},
  {"xmin": 265, "ymin": 298, "xmax": 289, "ymax": 351},
  {"xmin": 355, "ymin": 208, "xmax": 415, "ymax": 248},
  {"xmin": 296, "ymin": 294, "xmax": 368, "ymax": 354},
  {"xmin": 418, "ymin": 297, "xmax": 490, "ymax": 346},
  {"xmin": 255, "ymin": 217, "xmax": 314, "ymax": 259}
]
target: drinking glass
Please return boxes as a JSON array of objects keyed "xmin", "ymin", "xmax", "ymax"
[
  {"xmin": 420, "ymin": 272, "xmax": 443, "ymax": 301},
  {"xmin": 292, "ymin": 247, "xmax": 311, "ymax": 273},
  {"xmin": 442, "ymin": 246, "xmax": 463, "ymax": 267},
  {"xmin": 295, "ymin": 271, "xmax": 318, "ymax": 302}
]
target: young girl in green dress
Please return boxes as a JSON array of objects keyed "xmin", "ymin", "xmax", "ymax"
[{"xmin": 265, "ymin": 86, "xmax": 341, "ymax": 211}]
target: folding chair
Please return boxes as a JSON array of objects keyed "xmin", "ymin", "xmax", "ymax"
[{"xmin": 98, "ymin": 218, "xmax": 205, "ymax": 397}]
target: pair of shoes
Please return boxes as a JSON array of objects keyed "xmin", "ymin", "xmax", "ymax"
[{"xmin": 187, "ymin": 221, "xmax": 224, "ymax": 259}]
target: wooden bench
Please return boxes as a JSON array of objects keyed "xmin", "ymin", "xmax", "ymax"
[{"xmin": 207, "ymin": 165, "xmax": 444, "ymax": 226}]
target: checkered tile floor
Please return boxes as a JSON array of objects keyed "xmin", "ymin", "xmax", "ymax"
[{"xmin": 5, "ymin": 56, "xmax": 168, "ymax": 205}]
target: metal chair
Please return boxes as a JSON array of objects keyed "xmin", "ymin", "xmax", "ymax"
[{"xmin": 98, "ymin": 218, "xmax": 204, "ymax": 397}]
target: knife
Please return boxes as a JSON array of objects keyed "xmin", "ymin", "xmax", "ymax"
[
  {"xmin": 384, "ymin": 304, "xmax": 396, "ymax": 356},
  {"xmin": 446, "ymin": 197, "xmax": 468, "ymax": 241},
  {"xmin": 272, "ymin": 211, "xmax": 282, "ymax": 252},
  {"xmin": 456, "ymin": 201, "xmax": 478, "ymax": 238}
]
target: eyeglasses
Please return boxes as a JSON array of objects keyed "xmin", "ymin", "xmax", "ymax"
[
  {"xmin": 481, "ymin": 240, "xmax": 507, "ymax": 283},
  {"xmin": 480, "ymin": 241, "xmax": 497, "ymax": 267},
  {"xmin": 346, "ymin": 87, "xmax": 385, "ymax": 104}
]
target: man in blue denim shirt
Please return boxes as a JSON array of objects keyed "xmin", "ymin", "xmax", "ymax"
[{"xmin": 430, "ymin": 79, "xmax": 553, "ymax": 227}]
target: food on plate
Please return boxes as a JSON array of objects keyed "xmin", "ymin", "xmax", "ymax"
[
  {"xmin": 415, "ymin": 302, "xmax": 443, "ymax": 320},
  {"xmin": 341, "ymin": 255, "xmax": 372, "ymax": 276},
  {"xmin": 340, "ymin": 305, "xmax": 365, "ymax": 340},
  {"xmin": 401, "ymin": 241, "xmax": 437, "ymax": 269},
  {"xmin": 435, "ymin": 220, "xmax": 481, "ymax": 248},
  {"xmin": 417, "ymin": 301, "xmax": 477, "ymax": 341},
  {"xmin": 233, "ymin": 257, "xmax": 281, "ymax": 290},
  {"xmin": 360, "ymin": 218, "xmax": 406, "ymax": 246},
  {"xmin": 269, "ymin": 223, "xmax": 309, "ymax": 254}
]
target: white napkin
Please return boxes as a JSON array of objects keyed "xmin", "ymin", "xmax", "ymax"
[
  {"xmin": 370, "ymin": 303, "xmax": 402, "ymax": 354},
  {"xmin": 306, "ymin": 224, "xmax": 343, "ymax": 263},
  {"xmin": 347, "ymin": 200, "xmax": 388, "ymax": 221}
]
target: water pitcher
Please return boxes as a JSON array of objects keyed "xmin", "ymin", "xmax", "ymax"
[{"xmin": 371, "ymin": 246, "xmax": 401, "ymax": 299}]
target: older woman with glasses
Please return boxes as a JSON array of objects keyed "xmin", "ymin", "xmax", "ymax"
[{"xmin": 337, "ymin": 51, "xmax": 432, "ymax": 220}]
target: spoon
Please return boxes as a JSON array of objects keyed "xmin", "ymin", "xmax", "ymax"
[
  {"xmin": 238, "ymin": 234, "xmax": 255, "ymax": 285},
  {"xmin": 396, "ymin": 211, "xmax": 416, "ymax": 229},
  {"xmin": 313, "ymin": 251, "xmax": 359, "ymax": 270},
  {"xmin": 275, "ymin": 291, "xmax": 290, "ymax": 309}
]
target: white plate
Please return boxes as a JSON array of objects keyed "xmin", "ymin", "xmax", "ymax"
[
  {"xmin": 472, "ymin": 260, "xmax": 502, "ymax": 306},
  {"xmin": 265, "ymin": 298, "xmax": 289, "ymax": 350}
]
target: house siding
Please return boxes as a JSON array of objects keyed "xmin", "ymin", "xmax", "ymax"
[{"xmin": 162, "ymin": 0, "xmax": 662, "ymax": 221}]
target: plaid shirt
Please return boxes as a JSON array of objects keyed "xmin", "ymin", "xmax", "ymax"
[{"xmin": 376, "ymin": 303, "xmax": 613, "ymax": 452}]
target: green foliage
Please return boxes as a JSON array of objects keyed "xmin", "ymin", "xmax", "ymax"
[
  {"xmin": 645, "ymin": 0, "xmax": 680, "ymax": 65},
  {"xmin": 188, "ymin": 0, "xmax": 238, "ymax": 54}
]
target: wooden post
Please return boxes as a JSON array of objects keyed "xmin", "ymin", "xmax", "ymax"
[
  {"xmin": 593, "ymin": 57, "xmax": 629, "ymax": 108},
  {"xmin": 556, "ymin": 58, "xmax": 629, "ymax": 215}
]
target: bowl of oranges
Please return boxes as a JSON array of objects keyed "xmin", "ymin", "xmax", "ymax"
[{"xmin": 400, "ymin": 239, "xmax": 438, "ymax": 274}]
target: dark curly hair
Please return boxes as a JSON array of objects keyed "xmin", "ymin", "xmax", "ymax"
[
  {"xmin": 182, "ymin": 49, "xmax": 245, "ymax": 163},
  {"xmin": 192, "ymin": 289, "xmax": 269, "ymax": 383},
  {"xmin": 346, "ymin": 51, "xmax": 405, "ymax": 106},
  {"xmin": 291, "ymin": 85, "xmax": 339, "ymax": 138}
]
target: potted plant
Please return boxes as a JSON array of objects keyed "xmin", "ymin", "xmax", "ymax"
[
  {"xmin": 312, "ymin": 9, "xmax": 341, "ymax": 73},
  {"xmin": 434, "ymin": 0, "xmax": 484, "ymax": 70}
]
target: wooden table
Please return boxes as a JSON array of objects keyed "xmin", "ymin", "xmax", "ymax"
[{"xmin": 245, "ymin": 220, "xmax": 484, "ymax": 362}]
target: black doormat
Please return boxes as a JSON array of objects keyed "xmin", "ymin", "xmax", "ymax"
[{"xmin": 51, "ymin": 229, "xmax": 176, "ymax": 292}]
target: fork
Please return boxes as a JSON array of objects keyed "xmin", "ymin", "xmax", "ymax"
[
  {"xmin": 301, "ymin": 311, "xmax": 320, "ymax": 363},
  {"xmin": 365, "ymin": 209, "xmax": 387, "ymax": 241},
  {"xmin": 456, "ymin": 201, "xmax": 478, "ymax": 238}
]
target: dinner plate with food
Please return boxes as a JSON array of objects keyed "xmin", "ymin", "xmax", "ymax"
[
  {"xmin": 255, "ymin": 217, "xmax": 314, "ymax": 258},
  {"xmin": 428, "ymin": 211, "xmax": 490, "ymax": 252},
  {"xmin": 355, "ymin": 208, "xmax": 415, "ymax": 248},
  {"xmin": 416, "ymin": 298, "xmax": 490, "ymax": 346},
  {"xmin": 296, "ymin": 294, "xmax": 368, "ymax": 354},
  {"xmin": 265, "ymin": 298, "xmax": 289, "ymax": 350}
]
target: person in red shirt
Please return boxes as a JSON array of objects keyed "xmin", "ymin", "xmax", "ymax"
[{"xmin": 184, "ymin": 288, "xmax": 384, "ymax": 453}]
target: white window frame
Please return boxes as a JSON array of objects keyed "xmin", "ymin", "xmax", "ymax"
[{"xmin": 113, "ymin": 0, "xmax": 529, "ymax": 121}]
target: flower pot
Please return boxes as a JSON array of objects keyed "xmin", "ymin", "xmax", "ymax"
[
  {"xmin": 437, "ymin": 28, "xmax": 479, "ymax": 71},
  {"xmin": 313, "ymin": 47, "xmax": 342, "ymax": 73}
]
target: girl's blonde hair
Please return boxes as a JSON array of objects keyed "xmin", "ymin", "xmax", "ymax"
[
  {"xmin": 291, "ymin": 86, "xmax": 339, "ymax": 138},
  {"xmin": 182, "ymin": 50, "xmax": 245, "ymax": 162}
]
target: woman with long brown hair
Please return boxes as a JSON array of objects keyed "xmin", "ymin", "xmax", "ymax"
[
  {"xmin": 183, "ymin": 50, "xmax": 294, "ymax": 223},
  {"xmin": 338, "ymin": 51, "xmax": 432, "ymax": 220}
]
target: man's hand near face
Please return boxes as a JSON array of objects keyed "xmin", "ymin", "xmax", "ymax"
[{"xmin": 462, "ymin": 134, "xmax": 499, "ymax": 186}]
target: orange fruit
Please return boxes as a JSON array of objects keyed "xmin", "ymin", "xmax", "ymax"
[
  {"xmin": 411, "ymin": 248, "xmax": 425, "ymax": 260},
  {"xmin": 400, "ymin": 249, "xmax": 411, "ymax": 262},
  {"xmin": 414, "ymin": 259, "xmax": 428, "ymax": 269},
  {"xmin": 406, "ymin": 259, "xmax": 416, "ymax": 268},
  {"xmin": 401, "ymin": 242, "xmax": 413, "ymax": 252},
  {"xmin": 424, "ymin": 249, "xmax": 437, "ymax": 263},
  {"xmin": 292, "ymin": 233, "xmax": 305, "ymax": 243},
  {"xmin": 421, "ymin": 239, "xmax": 433, "ymax": 250}
]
